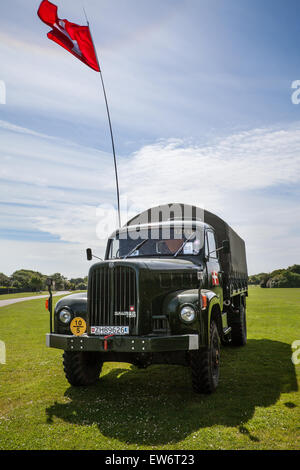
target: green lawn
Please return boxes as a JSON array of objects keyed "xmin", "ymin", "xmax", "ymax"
[
  {"xmin": 0, "ymin": 290, "xmax": 85, "ymax": 301},
  {"xmin": 0, "ymin": 287, "xmax": 299, "ymax": 450},
  {"xmin": 0, "ymin": 291, "xmax": 49, "ymax": 300}
]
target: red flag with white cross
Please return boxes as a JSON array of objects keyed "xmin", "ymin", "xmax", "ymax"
[
  {"xmin": 212, "ymin": 271, "xmax": 219, "ymax": 286},
  {"xmin": 37, "ymin": 0, "xmax": 100, "ymax": 72}
]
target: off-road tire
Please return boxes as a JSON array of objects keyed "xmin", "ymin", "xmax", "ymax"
[
  {"xmin": 190, "ymin": 321, "xmax": 220, "ymax": 394},
  {"xmin": 231, "ymin": 302, "xmax": 247, "ymax": 347},
  {"xmin": 63, "ymin": 351, "xmax": 103, "ymax": 386}
]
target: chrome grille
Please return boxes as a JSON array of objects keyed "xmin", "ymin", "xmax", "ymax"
[{"xmin": 88, "ymin": 264, "xmax": 137, "ymax": 331}]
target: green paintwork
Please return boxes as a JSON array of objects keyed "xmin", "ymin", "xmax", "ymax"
[
  {"xmin": 49, "ymin": 219, "xmax": 248, "ymax": 359},
  {"xmin": 47, "ymin": 332, "xmax": 195, "ymax": 353}
]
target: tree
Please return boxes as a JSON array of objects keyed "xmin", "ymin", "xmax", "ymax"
[
  {"xmin": 76, "ymin": 282, "xmax": 87, "ymax": 291},
  {"xmin": 276, "ymin": 271, "xmax": 300, "ymax": 288},
  {"xmin": 63, "ymin": 280, "xmax": 73, "ymax": 291},
  {"xmin": 50, "ymin": 273, "xmax": 67, "ymax": 291},
  {"xmin": 0, "ymin": 273, "xmax": 10, "ymax": 287},
  {"xmin": 269, "ymin": 268, "xmax": 285, "ymax": 278},
  {"xmin": 11, "ymin": 270, "xmax": 45, "ymax": 291},
  {"xmin": 248, "ymin": 275, "xmax": 260, "ymax": 285},
  {"xmin": 0, "ymin": 269, "xmax": 89, "ymax": 293},
  {"xmin": 69, "ymin": 277, "xmax": 88, "ymax": 290},
  {"xmin": 30, "ymin": 276, "xmax": 44, "ymax": 292},
  {"xmin": 260, "ymin": 276, "xmax": 269, "ymax": 288},
  {"xmin": 288, "ymin": 265, "xmax": 300, "ymax": 275},
  {"xmin": 255, "ymin": 266, "xmax": 300, "ymax": 288},
  {"xmin": 11, "ymin": 280, "xmax": 22, "ymax": 289},
  {"xmin": 70, "ymin": 278, "xmax": 84, "ymax": 285}
]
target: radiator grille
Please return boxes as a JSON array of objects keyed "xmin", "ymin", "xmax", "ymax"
[{"xmin": 88, "ymin": 264, "xmax": 137, "ymax": 332}]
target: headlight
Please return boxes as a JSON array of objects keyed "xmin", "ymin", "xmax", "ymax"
[
  {"xmin": 59, "ymin": 308, "xmax": 72, "ymax": 324},
  {"xmin": 180, "ymin": 305, "xmax": 196, "ymax": 323}
]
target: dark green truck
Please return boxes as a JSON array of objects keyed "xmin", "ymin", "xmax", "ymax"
[{"xmin": 46, "ymin": 203, "xmax": 248, "ymax": 393}]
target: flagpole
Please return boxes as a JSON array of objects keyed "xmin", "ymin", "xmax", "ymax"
[{"xmin": 83, "ymin": 9, "xmax": 121, "ymax": 228}]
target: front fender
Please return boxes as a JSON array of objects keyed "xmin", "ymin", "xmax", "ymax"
[
  {"xmin": 54, "ymin": 293, "xmax": 87, "ymax": 334},
  {"xmin": 163, "ymin": 289, "xmax": 199, "ymax": 336},
  {"xmin": 199, "ymin": 290, "xmax": 221, "ymax": 347},
  {"xmin": 163, "ymin": 289, "xmax": 221, "ymax": 347}
]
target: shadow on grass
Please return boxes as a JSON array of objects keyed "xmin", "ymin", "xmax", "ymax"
[{"xmin": 46, "ymin": 339, "xmax": 298, "ymax": 445}]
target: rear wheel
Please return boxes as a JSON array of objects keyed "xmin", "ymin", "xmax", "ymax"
[
  {"xmin": 190, "ymin": 320, "xmax": 220, "ymax": 394},
  {"xmin": 231, "ymin": 300, "xmax": 247, "ymax": 346},
  {"xmin": 63, "ymin": 351, "xmax": 103, "ymax": 386}
]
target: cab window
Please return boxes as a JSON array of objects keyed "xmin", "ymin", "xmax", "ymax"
[
  {"xmin": 107, "ymin": 227, "xmax": 204, "ymax": 259},
  {"xmin": 206, "ymin": 231, "xmax": 218, "ymax": 259}
]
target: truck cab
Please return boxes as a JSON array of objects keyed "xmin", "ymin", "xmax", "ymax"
[{"xmin": 47, "ymin": 203, "xmax": 248, "ymax": 394}]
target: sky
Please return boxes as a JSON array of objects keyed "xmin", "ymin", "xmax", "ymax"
[{"xmin": 0, "ymin": 0, "xmax": 300, "ymax": 277}]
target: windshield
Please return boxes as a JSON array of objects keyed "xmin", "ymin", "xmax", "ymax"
[{"xmin": 107, "ymin": 227, "xmax": 204, "ymax": 259}]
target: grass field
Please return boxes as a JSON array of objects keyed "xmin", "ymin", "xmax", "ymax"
[
  {"xmin": 0, "ymin": 291, "xmax": 49, "ymax": 300},
  {"xmin": 0, "ymin": 291, "xmax": 84, "ymax": 301},
  {"xmin": 0, "ymin": 287, "xmax": 299, "ymax": 450}
]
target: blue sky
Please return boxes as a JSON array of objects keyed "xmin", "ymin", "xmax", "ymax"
[{"xmin": 0, "ymin": 0, "xmax": 300, "ymax": 277}]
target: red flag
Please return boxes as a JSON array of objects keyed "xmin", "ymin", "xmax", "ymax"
[{"xmin": 37, "ymin": 0, "xmax": 100, "ymax": 72}]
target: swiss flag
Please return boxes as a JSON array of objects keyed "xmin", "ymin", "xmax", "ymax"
[
  {"xmin": 37, "ymin": 0, "xmax": 100, "ymax": 72},
  {"xmin": 212, "ymin": 271, "xmax": 219, "ymax": 286}
]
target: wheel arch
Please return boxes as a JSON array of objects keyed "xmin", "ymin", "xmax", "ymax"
[
  {"xmin": 199, "ymin": 291, "xmax": 222, "ymax": 347},
  {"xmin": 208, "ymin": 301, "xmax": 222, "ymax": 346}
]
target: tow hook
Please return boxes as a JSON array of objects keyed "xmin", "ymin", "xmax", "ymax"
[{"xmin": 104, "ymin": 335, "xmax": 114, "ymax": 351}]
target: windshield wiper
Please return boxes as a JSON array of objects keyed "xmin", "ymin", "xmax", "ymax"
[
  {"xmin": 123, "ymin": 239, "xmax": 149, "ymax": 259},
  {"xmin": 174, "ymin": 232, "xmax": 196, "ymax": 258}
]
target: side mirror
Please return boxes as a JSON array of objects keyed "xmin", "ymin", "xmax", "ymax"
[
  {"xmin": 86, "ymin": 248, "xmax": 93, "ymax": 261},
  {"xmin": 222, "ymin": 240, "xmax": 230, "ymax": 254}
]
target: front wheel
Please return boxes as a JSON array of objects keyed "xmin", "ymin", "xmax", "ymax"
[
  {"xmin": 63, "ymin": 351, "xmax": 103, "ymax": 386},
  {"xmin": 190, "ymin": 321, "xmax": 220, "ymax": 394}
]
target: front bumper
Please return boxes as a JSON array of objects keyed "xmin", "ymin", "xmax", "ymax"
[{"xmin": 46, "ymin": 333, "xmax": 199, "ymax": 353}]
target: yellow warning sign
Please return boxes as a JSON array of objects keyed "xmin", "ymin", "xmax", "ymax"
[{"xmin": 70, "ymin": 317, "xmax": 87, "ymax": 336}]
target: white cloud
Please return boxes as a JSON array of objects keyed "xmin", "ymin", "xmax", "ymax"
[
  {"xmin": 0, "ymin": 119, "xmax": 117, "ymax": 193},
  {"xmin": 1, "ymin": 119, "xmax": 300, "ymax": 276},
  {"xmin": 118, "ymin": 125, "xmax": 300, "ymax": 212},
  {"xmin": 0, "ymin": 239, "xmax": 91, "ymax": 278}
]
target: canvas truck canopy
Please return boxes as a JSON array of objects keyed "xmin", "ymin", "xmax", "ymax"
[{"xmin": 126, "ymin": 203, "xmax": 248, "ymax": 279}]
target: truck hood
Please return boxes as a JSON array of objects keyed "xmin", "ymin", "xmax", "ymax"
[
  {"xmin": 98, "ymin": 257, "xmax": 203, "ymax": 273},
  {"xmin": 141, "ymin": 257, "xmax": 203, "ymax": 272}
]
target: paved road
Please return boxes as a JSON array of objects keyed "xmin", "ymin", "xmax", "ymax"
[{"xmin": 0, "ymin": 292, "xmax": 71, "ymax": 308}]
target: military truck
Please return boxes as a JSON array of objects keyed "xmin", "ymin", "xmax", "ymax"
[{"xmin": 46, "ymin": 203, "xmax": 248, "ymax": 393}]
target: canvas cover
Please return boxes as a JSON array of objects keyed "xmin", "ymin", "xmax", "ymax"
[{"xmin": 126, "ymin": 203, "xmax": 248, "ymax": 278}]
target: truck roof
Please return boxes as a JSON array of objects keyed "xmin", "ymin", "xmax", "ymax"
[
  {"xmin": 110, "ymin": 219, "xmax": 211, "ymax": 238},
  {"xmin": 122, "ymin": 203, "xmax": 248, "ymax": 278}
]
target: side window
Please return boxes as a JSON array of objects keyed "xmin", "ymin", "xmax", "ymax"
[
  {"xmin": 207, "ymin": 231, "xmax": 217, "ymax": 259},
  {"xmin": 109, "ymin": 239, "xmax": 120, "ymax": 259},
  {"xmin": 205, "ymin": 232, "xmax": 209, "ymax": 258}
]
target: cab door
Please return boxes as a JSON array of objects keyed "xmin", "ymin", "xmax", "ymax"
[{"xmin": 205, "ymin": 229, "xmax": 223, "ymax": 304}]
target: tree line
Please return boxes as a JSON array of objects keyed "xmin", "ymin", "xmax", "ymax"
[
  {"xmin": 249, "ymin": 265, "xmax": 300, "ymax": 288},
  {"xmin": 2, "ymin": 265, "xmax": 299, "ymax": 293},
  {"xmin": 0, "ymin": 270, "xmax": 88, "ymax": 293}
]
